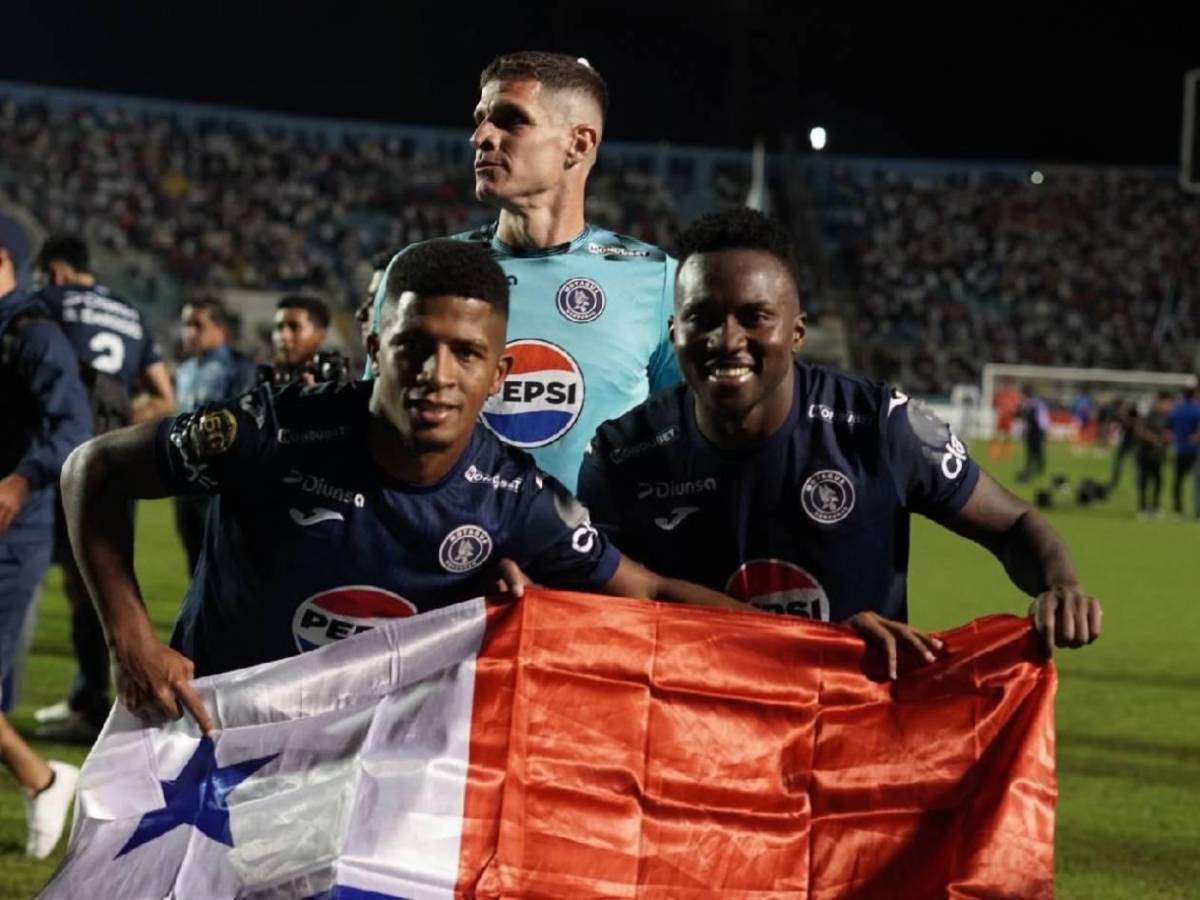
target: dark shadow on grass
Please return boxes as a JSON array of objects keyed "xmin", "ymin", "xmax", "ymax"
[
  {"xmin": 1063, "ymin": 668, "xmax": 1200, "ymax": 691},
  {"xmin": 1059, "ymin": 755, "xmax": 1200, "ymax": 792},
  {"xmin": 1058, "ymin": 822, "xmax": 1199, "ymax": 894},
  {"xmin": 1059, "ymin": 732, "xmax": 1200, "ymax": 763}
]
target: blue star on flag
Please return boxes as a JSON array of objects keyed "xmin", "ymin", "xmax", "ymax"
[{"xmin": 116, "ymin": 736, "xmax": 277, "ymax": 858}]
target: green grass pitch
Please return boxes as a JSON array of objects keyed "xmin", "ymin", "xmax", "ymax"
[{"xmin": 1, "ymin": 444, "xmax": 1197, "ymax": 898}]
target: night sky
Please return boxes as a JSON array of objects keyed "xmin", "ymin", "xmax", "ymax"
[{"xmin": 2, "ymin": 2, "xmax": 1196, "ymax": 165}]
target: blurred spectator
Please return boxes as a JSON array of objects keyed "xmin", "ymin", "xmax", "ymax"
[
  {"xmin": 1167, "ymin": 385, "xmax": 1200, "ymax": 519},
  {"xmin": 173, "ymin": 298, "xmax": 255, "ymax": 574},
  {"xmin": 1135, "ymin": 393, "xmax": 1173, "ymax": 519},
  {"xmin": 829, "ymin": 166, "xmax": 1200, "ymax": 394},
  {"xmin": 1016, "ymin": 384, "xmax": 1050, "ymax": 482}
]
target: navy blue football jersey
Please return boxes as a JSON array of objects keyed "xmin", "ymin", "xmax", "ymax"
[
  {"xmin": 577, "ymin": 361, "xmax": 981, "ymax": 623},
  {"xmin": 156, "ymin": 380, "xmax": 619, "ymax": 675},
  {"xmin": 37, "ymin": 283, "xmax": 161, "ymax": 390}
]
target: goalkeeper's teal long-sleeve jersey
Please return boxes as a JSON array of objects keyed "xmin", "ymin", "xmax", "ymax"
[{"xmin": 371, "ymin": 223, "xmax": 681, "ymax": 492}]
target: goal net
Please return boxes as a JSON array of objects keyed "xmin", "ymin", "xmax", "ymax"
[{"xmin": 972, "ymin": 364, "xmax": 1199, "ymax": 441}]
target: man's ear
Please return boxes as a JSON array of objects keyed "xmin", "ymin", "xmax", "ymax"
[
  {"xmin": 491, "ymin": 351, "xmax": 514, "ymax": 395},
  {"xmin": 668, "ymin": 315, "xmax": 676, "ymax": 346},
  {"xmin": 792, "ymin": 312, "xmax": 807, "ymax": 355},
  {"xmin": 367, "ymin": 331, "xmax": 381, "ymax": 372},
  {"xmin": 565, "ymin": 122, "xmax": 599, "ymax": 169}
]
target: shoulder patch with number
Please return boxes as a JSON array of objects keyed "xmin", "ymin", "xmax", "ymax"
[{"xmin": 189, "ymin": 409, "xmax": 239, "ymax": 457}]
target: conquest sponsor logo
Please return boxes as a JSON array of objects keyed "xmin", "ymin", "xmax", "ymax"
[
  {"xmin": 808, "ymin": 404, "xmax": 873, "ymax": 426},
  {"xmin": 636, "ymin": 477, "xmax": 717, "ymax": 500},
  {"xmin": 586, "ymin": 242, "xmax": 650, "ymax": 258},
  {"xmin": 609, "ymin": 427, "xmax": 679, "ymax": 464},
  {"xmin": 283, "ymin": 469, "xmax": 365, "ymax": 508},
  {"xmin": 463, "ymin": 464, "xmax": 523, "ymax": 493},
  {"xmin": 277, "ymin": 425, "xmax": 347, "ymax": 444}
]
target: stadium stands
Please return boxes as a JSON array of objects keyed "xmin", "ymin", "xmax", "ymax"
[{"xmin": 2, "ymin": 83, "xmax": 1198, "ymax": 391}]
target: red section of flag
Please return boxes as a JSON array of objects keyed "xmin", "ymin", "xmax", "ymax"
[{"xmin": 457, "ymin": 591, "xmax": 1056, "ymax": 898}]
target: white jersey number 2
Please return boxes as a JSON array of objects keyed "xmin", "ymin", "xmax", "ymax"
[{"xmin": 89, "ymin": 332, "xmax": 125, "ymax": 374}]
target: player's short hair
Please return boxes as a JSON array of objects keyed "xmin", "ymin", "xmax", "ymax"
[
  {"xmin": 381, "ymin": 240, "xmax": 509, "ymax": 329},
  {"xmin": 276, "ymin": 294, "xmax": 330, "ymax": 330},
  {"xmin": 675, "ymin": 208, "xmax": 802, "ymax": 293},
  {"xmin": 480, "ymin": 51, "xmax": 608, "ymax": 124},
  {"xmin": 184, "ymin": 297, "xmax": 233, "ymax": 330},
  {"xmin": 36, "ymin": 234, "xmax": 90, "ymax": 273}
]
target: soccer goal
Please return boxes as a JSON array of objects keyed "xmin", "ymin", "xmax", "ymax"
[{"xmin": 976, "ymin": 363, "xmax": 1199, "ymax": 440}]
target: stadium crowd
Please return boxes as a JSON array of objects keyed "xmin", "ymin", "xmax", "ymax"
[
  {"xmin": 829, "ymin": 166, "xmax": 1200, "ymax": 394},
  {"xmin": 0, "ymin": 95, "xmax": 756, "ymax": 314}
]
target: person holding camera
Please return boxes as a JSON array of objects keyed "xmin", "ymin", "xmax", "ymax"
[{"xmin": 262, "ymin": 295, "xmax": 349, "ymax": 388}]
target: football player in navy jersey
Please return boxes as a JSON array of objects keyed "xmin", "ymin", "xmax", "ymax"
[
  {"xmin": 32, "ymin": 235, "xmax": 176, "ymax": 741},
  {"xmin": 35, "ymin": 235, "xmax": 175, "ymax": 426},
  {"xmin": 62, "ymin": 239, "xmax": 741, "ymax": 732},
  {"xmin": 579, "ymin": 209, "xmax": 1103, "ymax": 677}
]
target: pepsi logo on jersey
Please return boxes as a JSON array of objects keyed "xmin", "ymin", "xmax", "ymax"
[
  {"xmin": 292, "ymin": 586, "xmax": 417, "ymax": 651},
  {"xmin": 726, "ymin": 560, "xmax": 831, "ymax": 621},
  {"xmin": 482, "ymin": 339, "xmax": 585, "ymax": 448}
]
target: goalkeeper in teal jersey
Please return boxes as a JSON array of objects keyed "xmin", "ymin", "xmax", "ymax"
[{"xmin": 370, "ymin": 51, "xmax": 680, "ymax": 491}]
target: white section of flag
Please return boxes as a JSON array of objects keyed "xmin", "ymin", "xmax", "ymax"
[{"xmin": 41, "ymin": 599, "xmax": 488, "ymax": 900}]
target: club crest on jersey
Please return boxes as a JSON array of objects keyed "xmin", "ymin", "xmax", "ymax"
[
  {"xmin": 726, "ymin": 560, "xmax": 831, "ymax": 621},
  {"xmin": 555, "ymin": 277, "xmax": 606, "ymax": 323},
  {"xmin": 482, "ymin": 339, "xmax": 585, "ymax": 448},
  {"xmin": 292, "ymin": 585, "xmax": 416, "ymax": 652},
  {"xmin": 439, "ymin": 525, "xmax": 493, "ymax": 573},
  {"xmin": 800, "ymin": 469, "xmax": 856, "ymax": 524}
]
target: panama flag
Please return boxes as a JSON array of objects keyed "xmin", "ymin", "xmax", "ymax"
[{"xmin": 41, "ymin": 590, "xmax": 1056, "ymax": 899}]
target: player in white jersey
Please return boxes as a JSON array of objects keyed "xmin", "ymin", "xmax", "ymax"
[{"xmin": 372, "ymin": 51, "xmax": 679, "ymax": 491}]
